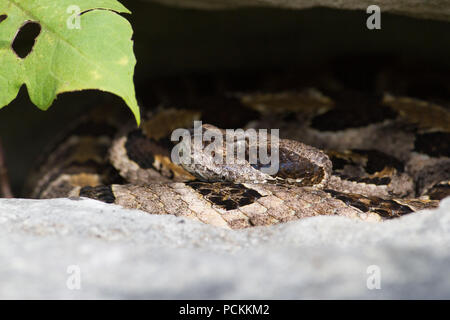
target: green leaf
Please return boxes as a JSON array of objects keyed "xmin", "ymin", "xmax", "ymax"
[{"xmin": 0, "ymin": 0, "xmax": 140, "ymax": 124}]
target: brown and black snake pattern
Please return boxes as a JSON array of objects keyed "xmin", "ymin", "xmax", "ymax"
[{"xmin": 25, "ymin": 66, "xmax": 450, "ymax": 229}]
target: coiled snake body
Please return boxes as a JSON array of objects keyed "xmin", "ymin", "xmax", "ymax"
[{"xmin": 26, "ymin": 67, "xmax": 450, "ymax": 229}]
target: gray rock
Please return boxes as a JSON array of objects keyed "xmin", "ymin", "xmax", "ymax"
[
  {"xmin": 144, "ymin": 0, "xmax": 450, "ymax": 21},
  {"xmin": 0, "ymin": 196, "xmax": 449, "ymax": 299}
]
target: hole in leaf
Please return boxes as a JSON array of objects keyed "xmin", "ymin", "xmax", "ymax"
[
  {"xmin": 12, "ymin": 21, "xmax": 41, "ymax": 59},
  {"xmin": 0, "ymin": 15, "xmax": 6, "ymax": 23}
]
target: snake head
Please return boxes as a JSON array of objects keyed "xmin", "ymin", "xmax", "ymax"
[
  {"xmin": 174, "ymin": 124, "xmax": 272, "ymax": 183},
  {"xmin": 173, "ymin": 123, "xmax": 332, "ymax": 187}
]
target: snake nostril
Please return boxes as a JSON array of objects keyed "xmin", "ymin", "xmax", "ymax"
[{"xmin": 0, "ymin": 15, "xmax": 6, "ymax": 23}]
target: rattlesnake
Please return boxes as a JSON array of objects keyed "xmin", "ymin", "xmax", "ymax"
[{"xmin": 25, "ymin": 66, "xmax": 450, "ymax": 229}]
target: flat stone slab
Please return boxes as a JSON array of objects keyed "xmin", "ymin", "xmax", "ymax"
[
  {"xmin": 145, "ymin": 0, "xmax": 450, "ymax": 22},
  {"xmin": 0, "ymin": 196, "xmax": 449, "ymax": 299}
]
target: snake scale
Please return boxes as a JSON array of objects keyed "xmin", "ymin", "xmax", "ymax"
[{"xmin": 25, "ymin": 65, "xmax": 450, "ymax": 229}]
